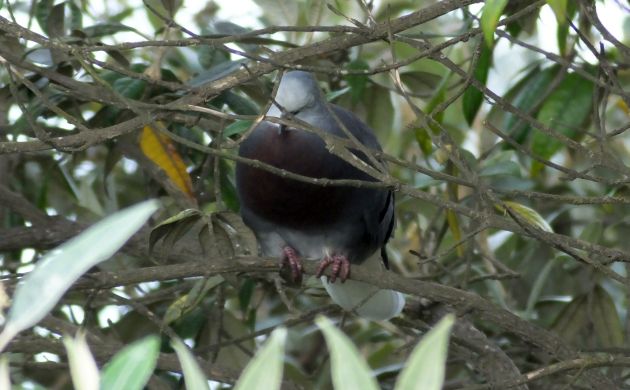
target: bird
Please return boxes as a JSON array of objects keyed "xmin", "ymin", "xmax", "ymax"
[{"xmin": 235, "ymin": 70, "xmax": 405, "ymax": 320}]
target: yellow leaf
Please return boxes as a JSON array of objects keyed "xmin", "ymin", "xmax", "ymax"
[
  {"xmin": 617, "ymin": 99, "xmax": 630, "ymax": 117},
  {"xmin": 140, "ymin": 124, "xmax": 194, "ymax": 198}
]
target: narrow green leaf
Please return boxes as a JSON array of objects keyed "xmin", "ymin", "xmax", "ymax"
[
  {"xmin": 66, "ymin": 0, "xmax": 83, "ymax": 31},
  {"xmin": 234, "ymin": 327, "xmax": 287, "ymax": 390},
  {"xmin": 223, "ymin": 120, "xmax": 254, "ymax": 138},
  {"xmin": 499, "ymin": 201, "xmax": 553, "ymax": 232},
  {"xmin": 0, "ymin": 356, "xmax": 9, "ymax": 390},
  {"xmin": 239, "ymin": 278, "xmax": 256, "ymax": 312},
  {"xmin": 414, "ymin": 71, "xmax": 452, "ymax": 155},
  {"xmin": 163, "ymin": 276, "xmax": 224, "ymax": 325},
  {"xmin": 187, "ymin": 60, "xmax": 246, "ymax": 88},
  {"xmin": 0, "ymin": 200, "xmax": 159, "ymax": 351},
  {"xmin": 462, "ymin": 43, "xmax": 493, "ymax": 125},
  {"xmin": 153, "ymin": 208, "xmax": 200, "ymax": 228},
  {"xmin": 100, "ymin": 336, "xmax": 160, "ymax": 390},
  {"xmin": 326, "ymin": 86, "xmax": 351, "ymax": 102},
  {"xmin": 591, "ymin": 285, "xmax": 624, "ymax": 347},
  {"xmin": 112, "ymin": 77, "xmax": 147, "ymax": 99},
  {"xmin": 399, "ymin": 71, "xmax": 442, "ymax": 95},
  {"xmin": 211, "ymin": 21, "xmax": 257, "ymax": 53},
  {"xmin": 149, "ymin": 208, "xmax": 201, "ymax": 252},
  {"xmin": 82, "ymin": 23, "xmax": 137, "ymax": 38},
  {"xmin": 364, "ymin": 83, "xmax": 393, "ymax": 135},
  {"xmin": 557, "ymin": 2, "xmax": 576, "ymax": 56},
  {"xmin": 503, "ymin": 65, "xmax": 559, "ymax": 142},
  {"xmin": 252, "ymin": 0, "xmax": 298, "ymax": 26},
  {"xmin": 546, "ymin": 0, "xmax": 567, "ymax": 25},
  {"xmin": 345, "ymin": 60, "xmax": 370, "ymax": 104},
  {"xmin": 315, "ymin": 316, "xmax": 379, "ymax": 390},
  {"xmin": 223, "ymin": 91, "xmax": 259, "ymax": 115},
  {"xmin": 530, "ymin": 71, "xmax": 594, "ymax": 173},
  {"xmin": 218, "ymin": 161, "xmax": 241, "ymax": 212},
  {"xmin": 63, "ymin": 332, "xmax": 99, "ymax": 390},
  {"xmin": 161, "ymin": 0, "xmax": 182, "ymax": 17},
  {"xmin": 525, "ymin": 256, "xmax": 559, "ymax": 318},
  {"xmin": 171, "ymin": 338, "xmax": 210, "ymax": 390},
  {"xmin": 551, "ymin": 295, "xmax": 588, "ymax": 343},
  {"xmin": 395, "ymin": 315, "xmax": 455, "ymax": 390},
  {"xmin": 480, "ymin": 0, "xmax": 508, "ymax": 46},
  {"xmin": 35, "ymin": 0, "xmax": 55, "ymax": 36},
  {"xmin": 47, "ymin": 2, "xmax": 66, "ymax": 38},
  {"xmin": 479, "ymin": 151, "xmax": 520, "ymax": 177}
]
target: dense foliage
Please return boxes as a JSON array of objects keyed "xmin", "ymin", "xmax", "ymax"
[{"xmin": 0, "ymin": 0, "xmax": 629, "ymax": 388}]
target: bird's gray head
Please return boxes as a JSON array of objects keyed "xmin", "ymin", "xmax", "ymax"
[{"xmin": 266, "ymin": 71, "xmax": 323, "ymax": 119}]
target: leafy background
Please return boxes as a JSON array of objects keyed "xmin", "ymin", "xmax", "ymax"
[{"xmin": 0, "ymin": 0, "xmax": 630, "ymax": 388}]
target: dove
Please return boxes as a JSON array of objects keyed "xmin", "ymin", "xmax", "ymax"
[{"xmin": 235, "ymin": 71, "xmax": 404, "ymax": 320}]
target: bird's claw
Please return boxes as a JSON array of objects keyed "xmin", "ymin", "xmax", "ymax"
[
  {"xmin": 281, "ymin": 246, "xmax": 303, "ymax": 284},
  {"xmin": 315, "ymin": 254, "xmax": 350, "ymax": 283}
]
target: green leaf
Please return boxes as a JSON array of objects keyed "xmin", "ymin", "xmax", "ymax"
[
  {"xmin": 149, "ymin": 208, "xmax": 201, "ymax": 252},
  {"xmin": 546, "ymin": 0, "xmax": 567, "ymax": 25},
  {"xmin": 161, "ymin": 0, "xmax": 182, "ymax": 17},
  {"xmin": 144, "ymin": 0, "xmax": 175, "ymax": 29},
  {"xmin": 210, "ymin": 21, "xmax": 257, "ymax": 53},
  {"xmin": 239, "ymin": 278, "xmax": 256, "ymax": 312},
  {"xmin": 556, "ymin": 1, "xmax": 576, "ymax": 56},
  {"xmin": 163, "ymin": 276, "xmax": 224, "ymax": 325},
  {"xmin": 345, "ymin": 60, "xmax": 370, "ymax": 104},
  {"xmin": 315, "ymin": 316, "xmax": 379, "ymax": 390},
  {"xmin": 591, "ymin": 285, "xmax": 624, "ymax": 347},
  {"xmin": 253, "ymin": 0, "xmax": 298, "ymax": 26},
  {"xmin": 462, "ymin": 43, "xmax": 493, "ymax": 125},
  {"xmin": 480, "ymin": 0, "xmax": 508, "ymax": 47},
  {"xmin": 66, "ymin": 0, "xmax": 83, "ymax": 31},
  {"xmin": 82, "ymin": 23, "xmax": 137, "ymax": 38},
  {"xmin": 399, "ymin": 71, "xmax": 442, "ymax": 96},
  {"xmin": 47, "ymin": 2, "xmax": 66, "ymax": 38},
  {"xmin": 500, "ymin": 201, "xmax": 553, "ymax": 232},
  {"xmin": 479, "ymin": 151, "xmax": 521, "ymax": 177},
  {"xmin": 112, "ymin": 77, "xmax": 148, "ymax": 99},
  {"xmin": 326, "ymin": 86, "xmax": 351, "ymax": 102},
  {"xmin": 0, "ymin": 356, "xmax": 9, "ymax": 390},
  {"xmin": 395, "ymin": 315, "xmax": 455, "ymax": 390},
  {"xmin": 187, "ymin": 60, "xmax": 246, "ymax": 87},
  {"xmin": 364, "ymin": 83, "xmax": 394, "ymax": 138},
  {"xmin": 172, "ymin": 338, "xmax": 210, "ymax": 390},
  {"xmin": 35, "ymin": 0, "xmax": 55, "ymax": 36},
  {"xmin": 412, "ymin": 70, "xmax": 452, "ymax": 155},
  {"xmin": 223, "ymin": 91, "xmax": 259, "ymax": 115},
  {"xmin": 530, "ymin": 71, "xmax": 594, "ymax": 173},
  {"xmin": 502, "ymin": 65, "xmax": 559, "ymax": 142},
  {"xmin": 552, "ymin": 295, "xmax": 588, "ymax": 343},
  {"xmin": 0, "ymin": 200, "xmax": 159, "ymax": 351},
  {"xmin": 525, "ymin": 256, "xmax": 559, "ymax": 318},
  {"xmin": 219, "ymin": 162, "xmax": 241, "ymax": 212},
  {"xmin": 197, "ymin": 45, "xmax": 231, "ymax": 70},
  {"xmin": 100, "ymin": 335, "xmax": 160, "ymax": 390},
  {"xmin": 234, "ymin": 327, "xmax": 287, "ymax": 390},
  {"xmin": 63, "ymin": 332, "xmax": 100, "ymax": 390}
]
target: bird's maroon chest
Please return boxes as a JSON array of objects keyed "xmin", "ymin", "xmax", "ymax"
[{"xmin": 236, "ymin": 125, "xmax": 355, "ymax": 228}]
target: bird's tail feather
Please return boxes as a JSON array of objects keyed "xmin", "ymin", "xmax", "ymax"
[{"xmin": 321, "ymin": 277, "xmax": 405, "ymax": 321}]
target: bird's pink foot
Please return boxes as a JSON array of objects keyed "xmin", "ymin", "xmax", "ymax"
[
  {"xmin": 281, "ymin": 246, "xmax": 303, "ymax": 284},
  {"xmin": 315, "ymin": 254, "xmax": 350, "ymax": 283}
]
